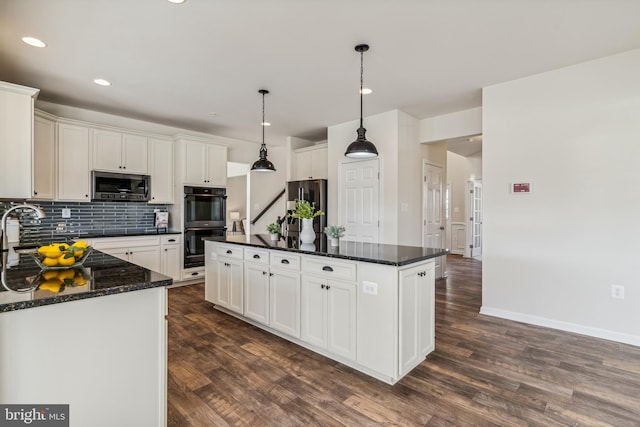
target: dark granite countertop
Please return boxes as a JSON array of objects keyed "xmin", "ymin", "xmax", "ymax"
[
  {"xmin": 204, "ymin": 234, "xmax": 449, "ymax": 266},
  {"xmin": 1, "ymin": 249, "xmax": 172, "ymax": 313}
]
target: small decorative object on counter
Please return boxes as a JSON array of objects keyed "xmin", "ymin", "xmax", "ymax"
[
  {"xmin": 32, "ymin": 241, "xmax": 92, "ymax": 270},
  {"xmin": 324, "ymin": 225, "xmax": 346, "ymax": 247},
  {"xmin": 289, "ymin": 200, "xmax": 324, "ymax": 244},
  {"xmin": 266, "ymin": 223, "xmax": 281, "ymax": 240}
]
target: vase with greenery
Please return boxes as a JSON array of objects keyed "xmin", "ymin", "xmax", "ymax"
[
  {"xmin": 266, "ymin": 223, "xmax": 280, "ymax": 240},
  {"xmin": 324, "ymin": 225, "xmax": 345, "ymax": 246},
  {"xmin": 289, "ymin": 200, "xmax": 324, "ymax": 244}
]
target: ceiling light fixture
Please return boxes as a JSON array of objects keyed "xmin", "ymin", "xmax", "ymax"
[
  {"xmin": 360, "ymin": 88, "xmax": 372, "ymax": 95},
  {"xmin": 167, "ymin": 0, "xmax": 186, "ymax": 3},
  {"xmin": 94, "ymin": 78, "xmax": 111, "ymax": 86},
  {"xmin": 22, "ymin": 37, "xmax": 46, "ymax": 48},
  {"xmin": 251, "ymin": 89, "xmax": 276, "ymax": 172},
  {"xmin": 345, "ymin": 44, "xmax": 378, "ymax": 159}
]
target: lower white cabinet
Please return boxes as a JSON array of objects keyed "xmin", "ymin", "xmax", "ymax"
[
  {"xmin": 214, "ymin": 254, "xmax": 244, "ymax": 315},
  {"xmin": 269, "ymin": 267, "xmax": 300, "ymax": 338},
  {"xmin": 91, "ymin": 236, "xmax": 168, "ymax": 274},
  {"xmin": 244, "ymin": 262, "xmax": 270, "ymax": 324},
  {"xmin": 301, "ymin": 274, "xmax": 356, "ymax": 360},
  {"xmin": 160, "ymin": 235, "xmax": 181, "ymax": 281}
]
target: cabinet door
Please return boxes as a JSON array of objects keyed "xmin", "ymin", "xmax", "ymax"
[
  {"xmin": 300, "ymin": 274, "xmax": 326, "ymax": 347},
  {"xmin": 149, "ymin": 138, "xmax": 173, "ymax": 204},
  {"xmin": 326, "ymin": 279, "xmax": 357, "ymax": 360},
  {"xmin": 183, "ymin": 141, "xmax": 206, "ymax": 185},
  {"xmin": 122, "ymin": 133, "xmax": 148, "ymax": 174},
  {"xmin": 97, "ymin": 246, "xmax": 129, "ymax": 262},
  {"xmin": 419, "ymin": 263, "xmax": 435, "ymax": 356},
  {"xmin": 295, "ymin": 150, "xmax": 313, "ymax": 180},
  {"xmin": 161, "ymin": 244, "xmax": 181, "ymax": 281},
  {"xmin": 129, "ymin": 245, "xmax": 161, "ymax": 272},
  {"xmin": 244, "ymin": 263, "xmax": 270, "ymax": 324},
  {"xmin": 216, "ymin": 259, "xmax": 231, "ymax": 308},
  {"xmin": 311, "ymin": 145, "xmax": 328, "ymax": 180},
  {"xmin": 205, "ymin": 144, "xmax": 227, "ymax": 186},
  {"xmin": 92, "ymin": 128, "xmax": 122, "ymax": 172},
  {"xmin": 398, "ymin": 263, "xmax": 429, "ymax": 376},
  {"xmin": 58, "ymin": 123, "xmax": 90, "ymax": 202},
  {"xmin": 228, "ymin": 259, "xmax": 244, "ymax": 314},
  {"xmin": 270, "ymin": 267, "xmax": 301, "ymax": 338},
  {"xmin": 32, "ymin": 115, "xmax": 56, "ymax": 200}
]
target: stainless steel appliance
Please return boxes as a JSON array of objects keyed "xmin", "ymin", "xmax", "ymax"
[
  {"xmin": 183, "ymin": 186, "xmax": 226, "ymax": 268},
  {"xmin": 286, "ymin": 179, "xmax": 327, "ymax": 247},
  {"xmin": 92, "ymin": 171, "xmax": 150, "ymax": 202}
]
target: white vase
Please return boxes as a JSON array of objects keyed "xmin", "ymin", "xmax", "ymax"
[
  {"xmin": 330, "ymin": 237, "xmax": 339, "ymax": 247},
  {"xmin": 270, "ymin": 233, "xmax": 279, "ymax": 240},
  {"xmin": 300, "ymin": 218, "xmax": 316, "ymax": 244}
]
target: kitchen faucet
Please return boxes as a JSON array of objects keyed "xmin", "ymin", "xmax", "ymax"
[{"xmin": 1, "ymin": 204, "xmax": 46, "ymax": 252}]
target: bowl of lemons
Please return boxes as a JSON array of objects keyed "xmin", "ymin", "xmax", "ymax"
[{"xmin": 32, "ymin": 241, "xmax": 92, "ymax": 270}]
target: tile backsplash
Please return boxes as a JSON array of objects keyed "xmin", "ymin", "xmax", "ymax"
[{"xmin": 0, "ymin": 201, "xmax": 169, "ymax": 243}]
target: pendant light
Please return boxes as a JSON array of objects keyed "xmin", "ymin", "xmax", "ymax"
[
  {"xmin": 251, "ymin": 89, "xmax": 276, "ymax": 172},
  {"xmin": 345, "ymin": 44, "xmax": 378, "ymax": 158}
]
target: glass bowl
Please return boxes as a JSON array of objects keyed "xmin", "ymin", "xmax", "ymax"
[{"xmin": 31, "ymin": 247, "xmax": 93, "ymax": 270}]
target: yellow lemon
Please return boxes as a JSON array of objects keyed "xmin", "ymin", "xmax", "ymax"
[
  {"xmin": 37, "ymin": 244, "xmax": 61, "ymax": 258},
  {"xmin": 57, "ymin": 254, "xmax": 75, "ymax": 267},
  {"xmin": 42, "ymin": 270, "xmax": 59, "ymax": 280},
  {"xmin": 73, "ymin": 275, "xmax": 88, "ymax": 287},
  {"xmin": 57, "ymin": 269, "xmax": 75, "ymax": 281},
  {"xmin": 39, "ymin": 279, "xmax": 62, "ymax": 292},
  {"xmin": 73, "ymin": 241, "xmax": 88, "ymax": 248},
  {"xmin": 42, "ymin": 256, "xmax": 59, "ymax": 267}
]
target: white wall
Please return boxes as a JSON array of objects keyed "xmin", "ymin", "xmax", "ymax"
[
  {"xmin": 447, "ymin": 151, "xmax": 483, "ymax": 224},
  {"xmin": 226, "ymin": 175, "xmax": 246, "ymax": 229},
  {"xmin": 482, "ymin": 49, "xmax": 640, "ymax": 345},
  {"xmin": 420, "ymin": 107, "xmax": 482, "ymax": 143},
  {"xmin": 247, "ymin": 146, "xmax": 287, "ymax": 234}
]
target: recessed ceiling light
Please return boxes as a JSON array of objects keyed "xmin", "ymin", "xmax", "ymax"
[
  {"xmin": 94, "ymin": 78, "xmax": 111, "ymax": 86},
  {"xmin": 22, "ymin": 37, "xmax": 47, "ymax": 48},
  {"xmin": 167, "ymin": 0, "xmax": 186, "ymax": 3},
  {"xmin": 360, "ymin": 88, "xmax": 372, "ymax": 95},
  {"xmin": 261, "ymin": 122, "xmax": 271, "ymax": 126}
]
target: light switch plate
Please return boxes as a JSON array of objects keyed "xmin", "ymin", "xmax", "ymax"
[{"xmin": 61, "ymin": 208, "xmax": 71, "ymax": 218}]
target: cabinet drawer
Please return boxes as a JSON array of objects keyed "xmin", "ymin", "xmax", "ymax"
[
  {"xmin": 270, "ymin": 252, "xmax": 301, "ymax": 271},
  {"xmin": 183, "ymin": 268, "xmax": 205, "ymax": 280},
  {"xmin": 217, "ymin": 243, "xmax": 243, "ymax": 260},
  {"xmin": 302, "ymin": 256, "xmax": 357, "ymax": 282},
  {"xmin": 93, "ymin": 236, "xmax": 160, "ymax": 249},
  {"xmin": 161, "ymin": 235, "xmax": 181, "ymax": 245},
  {"xmin": 245, "ymin": 248, "xmax": 269, "ymax": 264}
]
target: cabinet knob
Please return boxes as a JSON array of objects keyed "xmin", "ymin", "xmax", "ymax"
[
  {"xmin": 322, "ymin": 266, "xmax": 333, "ymax": 272},
  {"xmin": 326, "ymin": 285, "xmax": 331, "ymax": 290},
  {"xmin": 262, "ymin": 271, "xmax": 267, "ymax": 275},
  {"xmin": 321, "ymin": 284, "xmax": 325, "ymax": 289},
  {"xmin": 34, "ymin": 191, "xmax": 38, "ymax": 195},
  {"xmin": 226, "ymin": 250, "xmax": 232, "ymax": 254},
  {"xmin": 269, "ymin": 273, "xmax": 274, "ymax": 277},
  {"xmin": 164, "ymin": 248, "xmax": 167, "ymax": 252},
  {"xmin": 85, "ymin": 194, "xmax": 88, "ymax": 198}
]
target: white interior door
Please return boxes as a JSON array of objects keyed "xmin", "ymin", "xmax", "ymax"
[
  {"xmin": 423, "ymin": 162, "xmax": 445, "ymax": 278},
  {"xmin": 338, "ymin": 159, "xmax": 380, "ymax": 243},
  {"xmin": 469, "ymin": 180, "xmax": 483, "ymax": 258}
]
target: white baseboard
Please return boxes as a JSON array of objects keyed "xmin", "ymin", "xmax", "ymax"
[{"xmin": 480, "ymin": 306, "xmax": 640, "ymax": 347}]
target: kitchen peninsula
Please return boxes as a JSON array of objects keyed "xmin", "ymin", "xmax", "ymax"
[
  {"xmin": 204, "ymin": 235, "xmax": 448, "ymax": 384},
  {"xmin": 0, "ymin": 250, "xmax": 172, "ymax": 427}
]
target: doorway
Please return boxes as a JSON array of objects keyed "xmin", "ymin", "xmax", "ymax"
[
  {"xmin": 466, "ymin": 179, "xmax": 483, "ymax": 259},
  {"xmin": 423, "ymin": 161, "xmax": 445, "ymax": 278},
  {"xmin": 338, "ymin": 159, "xmax": 380, "ymax": 243}
]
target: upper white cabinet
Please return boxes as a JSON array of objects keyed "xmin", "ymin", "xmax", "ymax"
[
  {"xmin": 149, "ymin": 138, "xmax": 174, "ymax": 204},
  {"xmin": 32, "ymin": 113, "xmax": 56, "ymax": 200},
  {"xmin": 180, "ymin": 139, "xmax": 227, "ymax": 187},
  {"xmin": 293, "ymin": 144, "xmax": 327, "ymax": 181},
  {"xmin": 92, "ymin": 129, "xmax": 148, "ymax": 174},
  {"xmin": 57, "ymin": 123, "xmax": 91, "ymax": 202},
  {"xmin": 0, "ymin": 81, "xmax": 39, "ymax": 199}
]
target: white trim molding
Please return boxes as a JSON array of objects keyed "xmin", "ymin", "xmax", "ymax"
[{"xmin": 480, "ymin": 306, "xmax": 640, "ymax": 347}]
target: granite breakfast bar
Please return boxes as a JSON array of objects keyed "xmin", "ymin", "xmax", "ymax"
[
  {"xmin": 0, "ymin": 249, "xmax": 172, "ymax": 427},
  {"xmin": 204, "ymin": 235, "xmax": 448, "ymax": 384}
]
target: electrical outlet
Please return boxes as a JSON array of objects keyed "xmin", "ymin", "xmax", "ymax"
[
  {"xmin": 362, "ymin": 281, "xmax": 378, "ymax": 296},
  {"xmin": 61, "ymin": 208, "xmax": 71, "ymax": 218},
  {"xmin": 611, "ymin": 284, "xmax": 625, "ymax": 299}
]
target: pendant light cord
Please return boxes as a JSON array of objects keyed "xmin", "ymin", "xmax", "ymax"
[
  {"xmin": 360, "ymin": 49, "xmax": 364, "ymax": 129},
  {"xmin": 262, "ymin": 91, "xmax": 266, "ymax": 149}
]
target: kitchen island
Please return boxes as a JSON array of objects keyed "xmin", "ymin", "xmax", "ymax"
[
  {"xmin": 204, "ymin": 235, "xmax": 448, "ymax": 384},
  {"xmin": 0, "ymin": 249, "xmax": 172, "ymax": 427}
]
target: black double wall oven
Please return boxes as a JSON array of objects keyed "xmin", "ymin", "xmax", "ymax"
[{"xmin": 183, "ymin": 186, "xmax": 226, "ymax": 268}]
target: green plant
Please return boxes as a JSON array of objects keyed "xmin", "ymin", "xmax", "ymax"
[
  {"xmin": 324, "ymin": 225, "xmax": 345, "ymax": 239},
  {"xmin": 266, "ymin": 223, "xmax": 281, "ymax": 234},
  {"xmin": 289, "ymin": 199, "xmax": 325, "ymax": 219}
]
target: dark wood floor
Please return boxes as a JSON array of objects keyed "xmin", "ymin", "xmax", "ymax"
[{"xmin": 167, "ymin": 255, "xmax": 640, "ymax": 426}]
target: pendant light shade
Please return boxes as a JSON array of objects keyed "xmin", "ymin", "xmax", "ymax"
[
  {"xmin": 251, "ymin": 89, "xmax": 276, "ymax": 172},
  {"xmin": 345, "ymin": 44, "xmax": 378, "ymax": 159}
]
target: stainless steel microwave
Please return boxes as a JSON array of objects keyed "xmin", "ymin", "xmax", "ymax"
[{"xmin": 92, "ymin": 171, "xmax": 150, "ymax": 202}]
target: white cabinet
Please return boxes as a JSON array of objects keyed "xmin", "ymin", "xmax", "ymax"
[
  {"xmin": 211, "ymin": 243, "xmax": 243, "ymax": 314},
  {"xmin": 160, "ymin": 235, "xmax": 181, "ymax": 281},
  {"xmin": 293, "ymin": 144, "xmax": 327, "ymax": 180},
  {"xmin": 301, "ymin": 267, "xmax": 357, "ymax": 360},
  {"xmin": 269, "ymin": 266, "xmax": 301, "ymax": 338},
  {"xmin": 398, "ymin": 262, "xmax": 435, "ymax": 376},
  {"xmin": 149, "ymin": 138, "xmax": 173, "ymax": 204},
  {"xmin": 181, "ymin": 140, "xmax": 227, "ymax": 186},
  {"xmin": 0, "ymin": 81, "xmax": 39, "ymax": 199},
  {"xmin": 92, "ymin": 129, "xmax": 148, "ymax": 174},
  {"xmin": 57, "ymin": 123, "xmax": 91, "ymax": 202},
  {"xmin": 244, "ymin": 261, "xmax": 270, "ymax": 324},
  {"xmin": 92, "ymin": 236, "xmax": 161, "ymax": 273},
  {"xmin": 32, "ymin": 114, "xmax": 56, "ymax": 200}
]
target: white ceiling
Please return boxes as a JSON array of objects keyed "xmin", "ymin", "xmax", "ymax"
[{"xmin": 2, "ymin": 0, "xmax": 640, "ymax": 147}]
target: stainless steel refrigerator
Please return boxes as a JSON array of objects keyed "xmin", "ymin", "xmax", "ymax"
[{"xmin": 286, "ymin": 179, "xmax": 327, "ymax": 245}]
